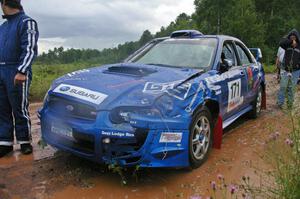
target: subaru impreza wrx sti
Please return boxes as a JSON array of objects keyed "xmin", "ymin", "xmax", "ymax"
[{"xmin": 39, "ymin": 30, "xmax": 266, "ymax": 168}]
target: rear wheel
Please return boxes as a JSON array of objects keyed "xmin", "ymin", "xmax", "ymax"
[
  {"xmin": 189, "ymin": 107, "xmax": 213, "ymax": 169},
  {"xmin": 248, "ymin": 86, "xmax": 263, "ymax": 119}
]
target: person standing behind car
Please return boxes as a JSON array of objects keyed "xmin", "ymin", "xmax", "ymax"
[
  {"xmin": 0, "ymin": 0, "xmax": 39, "ymax": 157},
  {"xmin": 277, "ymin": 29, "xmax": 300, "ymax": 109},
  {"xmin": 275, "ymin": 46, "xmax": 285, "ymax": 82}
]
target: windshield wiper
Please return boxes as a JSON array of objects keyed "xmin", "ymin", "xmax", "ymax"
[{"xmin": 145, "ymin": 63, "xmax": 183, "ymax": 68}]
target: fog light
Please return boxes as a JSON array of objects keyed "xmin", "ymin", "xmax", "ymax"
[{"xmin": 102, "ymin": 138, "xmax": 111, "ymax": 144}]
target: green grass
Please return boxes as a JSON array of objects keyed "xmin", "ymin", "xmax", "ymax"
[
  {"xmin": 30, "ymin": 62, "xmax": 100, "ymax": 101},
  {"xmin": 263, "ymin": 64, "xmax": 277, "ymax": 74}
]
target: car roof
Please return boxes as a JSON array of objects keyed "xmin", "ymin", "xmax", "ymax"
[{"xmin": 160, "ymin": 35, "xmax": 242, "ymax": 43}]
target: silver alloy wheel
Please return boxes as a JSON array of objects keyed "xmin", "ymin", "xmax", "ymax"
[
  {"xmin": 191, "ymin": 116, "xmax": 211, "ymax": 160},
  {"xmin": 256, "ymin": 89, "xmax": 262, "ymax": 115}
]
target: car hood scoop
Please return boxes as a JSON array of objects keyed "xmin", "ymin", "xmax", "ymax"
[
  {"xmin": 105, "ymin": 64, "xmax": 157, "ymax": 77},
  {"xmin": 50, "ymin": 63, "xmax": 207, "ymax": 110}
]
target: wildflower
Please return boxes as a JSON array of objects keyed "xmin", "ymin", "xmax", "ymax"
[
  {"xmin": 285, "ymin": 138, "xmax": 294, "ymax": 147},
  {"xmin": 210, "ymin": 181, "xmax": 216, "ymax": 191},
  {"xmin": 229, "ymin": 184, "xmax": 237, "ymax": 194},
  {"xmin": 190, "ymin": 196, "xmax": 202, "ymax": 199},
  {"xmin": 242, "ymin": 193, "xmax": 252, "ymax": 199},
  {"xmin": 217, "ymin": 174, "xmax": 224, "ymax": 180},
  {"xmin": 269, "ymin": 132, "xmax": 280, "ymax": 140}
]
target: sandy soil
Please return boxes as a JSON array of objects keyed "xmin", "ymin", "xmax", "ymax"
[{"xmin": 0, "ymin": 74, "xmax": 296, "ymax": 199}]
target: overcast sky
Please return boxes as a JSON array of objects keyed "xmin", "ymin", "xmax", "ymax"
[{"xmin": 0, "ymin": 0, "xmax": 195, "ymax": 53}]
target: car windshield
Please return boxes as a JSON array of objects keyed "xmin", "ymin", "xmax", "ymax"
[{"xmin": 131, "ymin": 38, "xmax": 218, "ymax": 70}]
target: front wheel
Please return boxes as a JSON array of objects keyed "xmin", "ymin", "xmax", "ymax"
[
  {"xmin": 189, "ymin": 107, "xmax": 213, "ymax": 169},
  {"xmin": 248, "ymin": 86, "xmax": 263, "ymax": 119}
]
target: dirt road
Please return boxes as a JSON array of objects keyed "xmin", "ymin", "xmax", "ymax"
[{"xmin": 0, "ymin": 74, "xmax": 295, "ymax": 199}]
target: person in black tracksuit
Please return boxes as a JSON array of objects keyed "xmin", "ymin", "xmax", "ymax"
[
  {"xmin": 0, "ymin": 0, "xmax": 39, "ymax": 157},
  {"xmin": 277, "ymin": 29, "xmax": 300, "ymax": 109}
]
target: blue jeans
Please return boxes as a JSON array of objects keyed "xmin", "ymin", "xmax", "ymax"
[{"xmin": 277, "ymin": 69, "xmax": 300, "ymax": 108}]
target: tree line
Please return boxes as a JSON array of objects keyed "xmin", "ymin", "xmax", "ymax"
[{"xmin": 37, "ymin": 0, "xmax": 300, "ymax": 65}]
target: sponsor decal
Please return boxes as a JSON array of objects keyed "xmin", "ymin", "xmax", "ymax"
[
  {"xmin": 227, "ymin": 79, "xmax": 244, "ymax": 112},
  {"xmin": 101, "ymin": 130, "xmax": 134, "ymax": 138},
  {"xmin": 143, "ymin": 81, "xmax": 191, "ymax": 100},
  {"xmin": 60, "ymin": 86, "xmax": 71, "ymax": 92},
  {"xmin": 247, "ymin": 67, "xmax": 253, "ymax": 89},
  {"xmin": 53, "ymin": 84, "xmax": 107, "ymax": 105},
  {"xmin": 159, "ymin": 132, "xmax": 183, "ymax": 143},
  {"xmin": 205, "ymin": 70, "xmax": 241, "ymax": 84}
]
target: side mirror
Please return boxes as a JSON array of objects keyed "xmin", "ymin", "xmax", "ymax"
[
  {"xmin": 220, "ymin": 59, "xmax": 233, "ymax": 73},
  {"xmin": 249, "ymin": 48, "xmax": 263, "ymax": 63}
]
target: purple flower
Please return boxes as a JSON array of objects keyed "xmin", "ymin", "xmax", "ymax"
[
  {"xmin": 190, "ymin": 196, "xmax": 202, "ymax": 199},
  {"xmin": 217, "ymin": 174, "xmax": 224, "ymax": 180},
  {"xmin": 211, "ymin": 181, "xmax": 217, "ymax": 191},
  {"xmin": 243, "ymin": 194, "xmax": 251, "ymax": 199},
  {"xmin": 229, "ymin": 184, "xmax": 238, "ymax": 194},
  {"xmin": 285, "ymin": 138, "xmax": 294, "ymax": 147},
  {"xmin": 269, "ymin": 132, "xmax": 280, "ymax": 140}
]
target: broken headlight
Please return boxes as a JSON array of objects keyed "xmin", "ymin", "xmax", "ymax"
[
  {"xmin": 109, "ymin": 106, "xmax": 161, "ymax": 124},
  {"xmin": 154, "ymin": 94, "xmax": 174, "ymax": 116}
]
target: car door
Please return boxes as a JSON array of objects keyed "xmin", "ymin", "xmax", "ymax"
[
  {"xmin": 212, "ymin": 41, "xmax": 245, "ymax": 120},
  {"xmin": 234, "ymin": 42, "xmax": 259, "ymax": 107},
  {"xmin": 219, "ymin": 42, "xmax": 249, "ymax": 120}
]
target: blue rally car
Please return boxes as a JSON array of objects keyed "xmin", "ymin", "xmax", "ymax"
[{"xmin": 39, "ymin": 30, "xmax": 266, "ymax": 168}]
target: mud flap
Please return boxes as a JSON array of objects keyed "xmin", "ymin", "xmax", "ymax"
[
  {"xmin": 213, "ymin": 115, "xmax": 223, "ymax": 149},
  {"xmin": 262, "ymin": 89, "xmax": 267, "ymax": 109}
]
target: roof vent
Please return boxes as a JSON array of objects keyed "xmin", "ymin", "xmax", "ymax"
[{"xmin": 170, "ymin": 30, "xmax": 203, "ymax": 38}]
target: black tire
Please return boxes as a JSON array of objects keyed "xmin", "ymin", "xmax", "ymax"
[
  {"xmin": 189, "ymin": 106, "xmax": 214, "ymax": 169},
  {"xmin": 248, "ymin": 86, "xmax": 263, "ymax": 119}
]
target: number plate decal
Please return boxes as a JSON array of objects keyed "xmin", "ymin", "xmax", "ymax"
[
  {"xmin": 51, "ymin": 123, "xmax": 73, "ymax": 138},
  {"xmin": 227, "ymin": 79, "xmax": 244, "ymax": 112}
]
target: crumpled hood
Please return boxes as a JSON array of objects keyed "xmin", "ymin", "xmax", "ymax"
[{"xmin": 50, "ymin": 63, "xmax": 205, "ymax": 110}]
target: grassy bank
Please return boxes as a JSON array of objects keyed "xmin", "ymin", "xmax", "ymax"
[
  {"xmin": 30, "ymin": 62, "xmax": 100, "ymax": 101},
  {"xmin": 263, "ymin": 64, "xmax": 276, "ymax": 74}
]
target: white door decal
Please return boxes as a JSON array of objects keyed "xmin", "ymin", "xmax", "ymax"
[{"xmin": 227, "ymin": 79, "xmax": 244, "ymax": 112}]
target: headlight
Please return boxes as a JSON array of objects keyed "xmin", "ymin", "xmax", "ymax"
[
  {"xmin": 109, "ymin": 107, "xmax": 161, "ymax": 124},
  {"xmin": 154, "ymin": 94, "xmax": 174, "ymax": 116}
]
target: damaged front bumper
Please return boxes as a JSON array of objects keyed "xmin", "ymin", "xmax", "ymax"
[{"xmin": 39, "ymin": 107, "xmax": 192, "ymax": 168}]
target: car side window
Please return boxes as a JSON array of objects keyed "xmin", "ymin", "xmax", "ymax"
[
  {"xmin": 235, "ymin": 44, "xmax": 252, "ymax": 65},
  {"xmin": 222, "ymin": 43, "xmax": 236, "ymax": 66}
]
